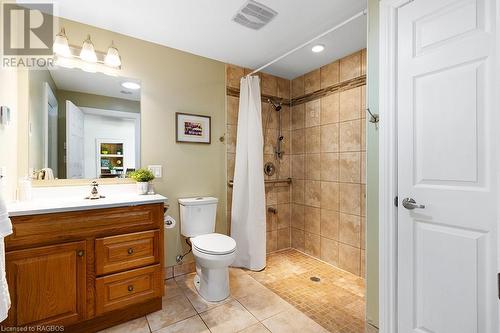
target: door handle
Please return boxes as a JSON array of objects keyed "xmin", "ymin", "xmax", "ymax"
[{"xmin": 402, "ymin": 198, "xmax": 425, "ymax": 210}]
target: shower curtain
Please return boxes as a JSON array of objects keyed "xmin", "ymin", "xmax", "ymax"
[{"xmin": 231, "ymin": 76, "xmax": 266, "ymax": 271}]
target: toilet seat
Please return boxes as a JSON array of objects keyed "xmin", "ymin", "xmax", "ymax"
[{"xmin": 191, "ymin": 233, "xmax": 236, "ymax": 255}]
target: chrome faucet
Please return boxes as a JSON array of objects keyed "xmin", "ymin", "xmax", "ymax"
[{"xmin": 85, "ymin": 180, "xmax": 106, "ymax": 200}]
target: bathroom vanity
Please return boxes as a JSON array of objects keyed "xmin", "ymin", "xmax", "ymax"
[{"xmin": 4, "ymin": 195, "xmax": 166, "ymax": 332}]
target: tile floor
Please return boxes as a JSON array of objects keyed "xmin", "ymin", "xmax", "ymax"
[
  {"xmin": 249, "ymin": 249, "xmax": 367, "ymax": 333},
  {"xmin": 99, "ymin": 249, "xmax": 377, "ymax": 333}
]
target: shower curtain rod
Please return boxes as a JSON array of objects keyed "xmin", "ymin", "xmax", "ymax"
[{"xmin": 247, "ymin": 9, "xmax": 367, "ymax": 77}]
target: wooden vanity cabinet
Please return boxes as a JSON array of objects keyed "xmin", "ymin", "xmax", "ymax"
[{"xmin": 3, "ymin": 203, "xmax": 164, "ymax": 332}]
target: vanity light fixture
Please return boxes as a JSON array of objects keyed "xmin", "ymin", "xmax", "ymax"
[
  {"xmin": 121, "ymin": 82, "xmax": 141, "ymax": 90},
  {"xmin": 53, "ymin": 29, "xmax": 122, "ymax": 74},
  {"xmin": 311, "ymin": 44, "xmax": 325, "ymax": 53},
  {"xmin": 80, "ymin": 35, "xmax": 97, "ymax": 63},
  {"xmin": 53, "ymin": 28, "xmax": 71, "ymax": 57},
  {"xmin": 104, "ymin": 42, "xmax": 121, "ymax": 68}
]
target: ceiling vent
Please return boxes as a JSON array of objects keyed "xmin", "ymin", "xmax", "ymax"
[{"xmin": 232, "ymin": 0, "xmax": 278, "ymax": 30}]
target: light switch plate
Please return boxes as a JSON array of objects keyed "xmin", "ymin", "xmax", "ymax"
[
  {"xmin": 148, "ymin": 165, "xmax": 162, "ymax": 178},
  {"xmin": 0, "ymin": 106, "xmax": 11, "ymax": 126}
]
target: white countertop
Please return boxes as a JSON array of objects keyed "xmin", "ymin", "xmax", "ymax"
[
  {"xmin": 7, "ymin": 184, "xmax": 168, "ymax": 217},
  {"xmin": 8, "ymin": 194, "xmax": 167, "ymax": 216}
]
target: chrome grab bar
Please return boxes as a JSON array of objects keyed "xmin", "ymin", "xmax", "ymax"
[{"xmin": 227, "ymin": 177, "xmax": 292, "ymax": 187}]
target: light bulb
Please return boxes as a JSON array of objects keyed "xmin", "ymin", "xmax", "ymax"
[
  {"xmin": 53, "ymin": 28, "xmax": 71, "ymax": 57},
  {"xmin": 104, "ymin": 43, "xmax": 121, "ymax": 68},
  {"xmin": 80, "ymin": 35, "xmax": 97, "ymax": 63}
]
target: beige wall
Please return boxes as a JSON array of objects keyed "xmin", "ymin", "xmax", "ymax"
[
  {"xmin": 225, "ymin": 66, "xmax": 292, "ymax": 253},
  {"xmin": 1, "ymin": 0, "xmax": 27, "ymax": 201},
  {"xmin": 0, "ymin": 68, "xmax": 19, "ymax": 200},
  {"xmin": 16, "ymin": 17, "xmax": 227, "ymax": 268},
  {"xmin": 290, "ymin": 50, "xmax": 367, "ymax": 278},
  {"xmin": 27, "ymin": 68, "xmax": 57, "ymax": 172},
  {"xmin": 55, "ymin": 90, "xmax": 140, "ymax": 178}
]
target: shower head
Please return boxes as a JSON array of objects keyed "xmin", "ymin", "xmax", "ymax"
[{"xmin": 268, "ymin": 98, "xmax": 282, "ymax": 111}]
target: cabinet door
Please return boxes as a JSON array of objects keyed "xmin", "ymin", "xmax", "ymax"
[{"xmin": 5, "ymin": 241, "xmax": 87, "ymax": 327}]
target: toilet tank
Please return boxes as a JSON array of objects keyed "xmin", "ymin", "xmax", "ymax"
[{"xmin": 178, "ymin": 197, "xmax": 218, "ymax": 237}]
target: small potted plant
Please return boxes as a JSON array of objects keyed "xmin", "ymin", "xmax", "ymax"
[
  {"xmin": 128, "ymin": 168, "xmax": 155, "ymax": 195},
  {"xmin": 109, "ymin": 165, "xmax": 116, "ymax": 175}
]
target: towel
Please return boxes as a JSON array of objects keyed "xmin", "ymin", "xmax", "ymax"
[
  {"xmin": 0, "ymin": 193, "xmax": 12, "ymax": 322},
  {"xmin": 41, "ymin": 168, "xmax": 54, "ymax": 180}
]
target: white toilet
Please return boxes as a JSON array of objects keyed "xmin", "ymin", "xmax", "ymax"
[{"xmin": 178, "ymin": 197, "xmax": 236, "ymax": 302}]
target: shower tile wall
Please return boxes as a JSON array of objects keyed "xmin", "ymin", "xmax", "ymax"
[
  {"xmin": 290, "ymin": 49, "xmax": 367, "ymax": 277},
  {"xmin": 226, "ymin": 65, "xmax": 292, "ymax": 253}
]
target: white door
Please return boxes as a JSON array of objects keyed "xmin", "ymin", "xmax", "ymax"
[
  {"xmin": 47, "ymin": 102, "xmax": 58, "ymax": 175},
  {"xmin": 397, "ymin": 0, "xmax": 498, "ymax": 332},
  {"xmin": 66, "ymin": 101, "xmax": 84, "ymax": 179}
]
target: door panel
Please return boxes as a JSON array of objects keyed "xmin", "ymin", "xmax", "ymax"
[
  {"xmin": 66, "ymin": 101, "xmax": 84, "ymax": 179},
  {"xmin": 48, "ymin": 102, "xmax": 58, "ymax": 175},
  {"xmin": 5, "ymin": 241, "xmax": 87, "ymax": 326},
  {"xmin": 414, "ymin": 60, "xmax": 481, "ymax": 185},
  {"xmin": 397, "ymin": 0, "xmax": 497, "ymax": 332},
  {"xmin": 414, "ymin": 0, "xmax": 481, "ymax": 55},
  {"xmin": 414, "ymin": 221, "xmax": 485, "ymax": 333}
]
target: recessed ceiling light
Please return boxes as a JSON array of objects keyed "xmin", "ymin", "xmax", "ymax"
[
  {"xmin": 121, "ymin": 81, "xmax": 140, "ymax": 90},
  {"xmin": 311, "ymin": 44, "xmax": 325, "ymax": 53}
]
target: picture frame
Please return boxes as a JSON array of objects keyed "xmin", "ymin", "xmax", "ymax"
[{"xmin": 175, "ymin": 112, "xmax": 211, "ymax": 144}]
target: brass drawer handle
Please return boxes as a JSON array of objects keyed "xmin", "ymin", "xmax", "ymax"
[
  {"xmin": 77, "ymin": 250, "xmax": 85, "ymax": 257},
  {"xmin": 127, "ymin": 248, "xmax": 134, "ymax": 255},
  {"xmin": 127, "ymin": 285, "xmax": 134, "ymax": 292}
]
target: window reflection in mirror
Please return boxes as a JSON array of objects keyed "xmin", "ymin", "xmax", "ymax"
[{"xmin": 28, "ymin": 66, "xmax": 141, "ymax": 180}]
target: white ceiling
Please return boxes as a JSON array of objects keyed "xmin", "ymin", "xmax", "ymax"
[
  {"xmin": 24, "ymin": 0, "xmax": 366, "ymax": 79},
  {"xmin": 263, "ymin": 16, "xmax": 366, "ymax": 79},
  {"xmin": 49, "ymin": 67, "xmax": 141, "ymax": 101}
]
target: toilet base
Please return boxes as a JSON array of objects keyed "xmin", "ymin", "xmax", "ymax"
[
  {"xmin": 191, "ymin": 241, "xmax": 236, "ymax": 302},
  {"xmin": 193, "ymin": 264, "xmax": 230, "ymax": 302}
]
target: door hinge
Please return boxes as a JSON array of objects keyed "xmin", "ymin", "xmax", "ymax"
[
  {"xmin": 498, "ymin": 273, "xmax": 500, "ymax": 300},
  {"xmin": 394, "ymin": 196, "xmax": 398, "ymax": 207}
]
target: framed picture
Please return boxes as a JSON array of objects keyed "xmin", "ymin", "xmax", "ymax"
[{"xmin": 176, "ymin": 112, "xmax": 211, "ymax": 144}]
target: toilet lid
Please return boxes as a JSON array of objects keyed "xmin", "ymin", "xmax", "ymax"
[{"xmin": 191, "ymin": 233, "xmax": 236, "ymax": 255}]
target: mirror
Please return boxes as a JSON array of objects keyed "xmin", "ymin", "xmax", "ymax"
[{"xmin": 28, "ymin": 66, "xmax": 141, "ymax": 180}]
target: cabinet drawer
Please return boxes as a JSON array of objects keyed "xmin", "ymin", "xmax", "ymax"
[
  {"xmin": 95, "ymin": 264, "xmax": 162, "ymax": 315},
  {"xmin": 95, "ymin": 230, "xmax": 160, "ymax": 275}
]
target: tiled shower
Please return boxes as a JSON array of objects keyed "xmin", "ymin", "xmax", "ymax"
[{"xmin": 226, "ymin": 49, "xmax": 366, "ymax": 278}]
